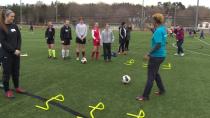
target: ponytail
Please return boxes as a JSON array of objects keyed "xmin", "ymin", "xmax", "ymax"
[{"xmin": 0, "ymin": 9, "xmax": 14, "ymax": 32}]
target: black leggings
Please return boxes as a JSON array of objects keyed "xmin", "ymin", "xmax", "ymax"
[
  {"xmin": 2, "ymin": 55, "xmax": 20, "ymax": 92},
  {"xmin": 142, "ymin": 57, "xmax": 165, "ymax": 98}
]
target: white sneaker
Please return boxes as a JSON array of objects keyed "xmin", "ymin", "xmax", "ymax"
[
  {"xmin": 174, "ymin": 53, "xmax": 179, "ymax": 56},
  {"xmin": 0, "ymin": 83, "xmax": 3, "ymax": 88},
  {"xmin": 180, "ymin": 53, "xmax": 185, "ymax": 56},
  {"xmin": 76, "ymin": 57, "xmax": 80, "ymax": 61}
]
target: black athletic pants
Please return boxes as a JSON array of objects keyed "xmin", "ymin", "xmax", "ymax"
[
  {"xmin": 177, "ymin": 40, "xmax": 184, "ymax": 54},
  {"xmin": 103, "ymin": 43, "xmax": 111, "ymax": 61},
  {"xmin": 125, "ymin": 39, "xmax": 130, "ymax": 51},
  {"xmin": 142, "ymin": 57, "xmax": 165, "ymax": 98},
  {"xmin": 118, "ymin": 39, "xmax": 126, "ymax": 53},
  {"xmin": 2, "ymin": 55, "xmax": 20, "ymax": 92}
]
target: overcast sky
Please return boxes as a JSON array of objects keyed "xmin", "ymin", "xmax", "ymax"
[{"xmin": 1, "ymin": 0, "xmax": 209, "ymax": 8}]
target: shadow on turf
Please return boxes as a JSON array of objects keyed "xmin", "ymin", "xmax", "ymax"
[{"xmin": 0, "ymin": 87, "xmax": 88, "ymax": 118}]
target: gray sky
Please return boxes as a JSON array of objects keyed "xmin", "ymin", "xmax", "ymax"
[{"xmin": 1, "ymin": 0, "xmax": 209, "ymax": 8}]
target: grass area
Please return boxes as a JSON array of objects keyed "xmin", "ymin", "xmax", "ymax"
[{"xmin": 0, "ymin": 27, "xmax": 210, "ymax": 118}]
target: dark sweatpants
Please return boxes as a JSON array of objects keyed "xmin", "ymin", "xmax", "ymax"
[
  {"xmin": 2, "ymin": 55, "xmax": 20, "ymax": 92},
  {"xmin": 142, "ymin": 57, "xmax": 165, "ymax": 98},
  {"xmin": 199, "ymin": 35, "xmax": 205, "ymax": 39},
  {"xmin": 103, "ymin": 43, "xmax": 111, "ymax": 61},
  {"xmin": 177, "ymin": 40, "xmax": 184, "ymax": 54}
]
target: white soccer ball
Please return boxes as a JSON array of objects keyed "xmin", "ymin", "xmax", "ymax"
[
  {"xmin": 122, "ymin": 75, "xmax": 131, "ymax": 84},
  {"xmin": 81, "ymin": 57, "xmax": 87, "ymax": 64}
]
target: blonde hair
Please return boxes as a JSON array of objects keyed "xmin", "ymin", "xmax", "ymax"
[
  {"xmin": 95, "ymin": 22, "xmax": 98, "ymax": 25},
  {"xmin": 47, "ymin": 21, "xmax": 53, "ymax": 27},
  {"xmin": 152, "ymin": 13, "xmax": 164, "ymax": 24},
  {"xmin": 65, "ymin": 19, "xmax": 70, "ymax": 23},
  {"xmin": 79, "ymin": 17, "xmax": 83, "ymax": 21}
]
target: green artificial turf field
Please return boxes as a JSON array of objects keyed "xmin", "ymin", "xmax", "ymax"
[{"xmin": 0, "ymin": 27, "xmax": 210, "ymax": 118}]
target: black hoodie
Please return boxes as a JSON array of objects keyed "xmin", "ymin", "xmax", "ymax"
[{"xmin": 0, "ymin": 23, "xmax": 21, "ymax": 57}]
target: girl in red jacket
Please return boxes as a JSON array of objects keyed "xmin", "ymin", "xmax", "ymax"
[
  {"xmin": 91, "ymin": 22, "xmax": 101, "ymax": 60},
  {"xmin": 174, "ymin": 25, "xmax": 185, "ymax": 56}
]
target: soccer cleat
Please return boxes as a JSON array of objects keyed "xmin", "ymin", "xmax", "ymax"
[
  {"xmin": 136, "ymin": 96, "xmax": 149, "ymax": 101},
  {"xmin": 76, "ymin": 57, "xmax": 80, "ymax": 61},
  {"xmin": 5, "ymin": 90, "xmax": 15, "ymax": 98},
  {"xmin": 15, "ymin": 88, "xmax": 26, "ymax": 93},
  {"xmin": 180, "ymin": 53, "xmax": 185, "ymax": 56}
]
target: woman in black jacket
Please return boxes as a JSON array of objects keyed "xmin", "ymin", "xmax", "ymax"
[
  {"xmin": 0, "ymin": 9, "xmax": 25, "ymax": 98},
  {"xmin": 118, "ymin": 22, "xmax": 127, "ymax": 55}
]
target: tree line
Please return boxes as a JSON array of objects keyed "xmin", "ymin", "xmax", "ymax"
[{"xmin": 1, "ymin": 1, "xmax": 210, "ymax": 27}]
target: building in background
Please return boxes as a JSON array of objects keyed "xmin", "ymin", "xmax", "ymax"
[
  {"xmin": 198, "ymin": 22, "xmax": 210, "ymax": 29},
  {"xmin": 198, "ymin": 22, "xmax": 210, "ymax": 33}
]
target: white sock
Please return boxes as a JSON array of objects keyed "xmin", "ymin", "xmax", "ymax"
[
  {"xmin": 62, "ymin": 49, "xmax": 65, "ymax": 58},
  {"xmin": 66, "ymin": 50, "xmax": 70, "ymax": 57}
]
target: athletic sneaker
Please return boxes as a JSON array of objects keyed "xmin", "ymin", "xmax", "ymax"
[
  {"xmin": 16, "ymin": 88, "xmax": 26, "ymax": 93},
  {"xmin": 180, "ymin": 53, "xmax": 185, "ymax": 56},
  {"xmin": 174, "ymin": 53, "xmax": 179, "ymax": 56},
  {"xmin": 123, "ymin": 52, "xmax": 127, "ymax": 55},
  {"xmin": 135, "ymin": 96, "xmax": 149, "ymax": 101},
  {"xmin": 154, "ymin": 91, "xmax": 165, "ymax": 96},
  {"xmin": 5, "ymin": 90, "xmax": 15, "ymax": 98},
  {"xmin": 0, "ymin": 83, "xmax": 3, "ymax": 88},
  {"xmin": 76, "ymin": 57, "xmax": 80, "ymax": 61}
]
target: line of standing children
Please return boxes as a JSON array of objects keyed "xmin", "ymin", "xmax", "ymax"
[{"xmin": 44, "ymin": 18, "xmax": 118, "ymax": 62}]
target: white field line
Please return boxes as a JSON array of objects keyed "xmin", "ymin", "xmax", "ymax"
[
  {"xmin": 196, "ymin": 38, "xmax": 210, "ymax": 46},
  {"xmin": 172, "ymin": 43, "xmax": 210, "ymax": 57}
]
